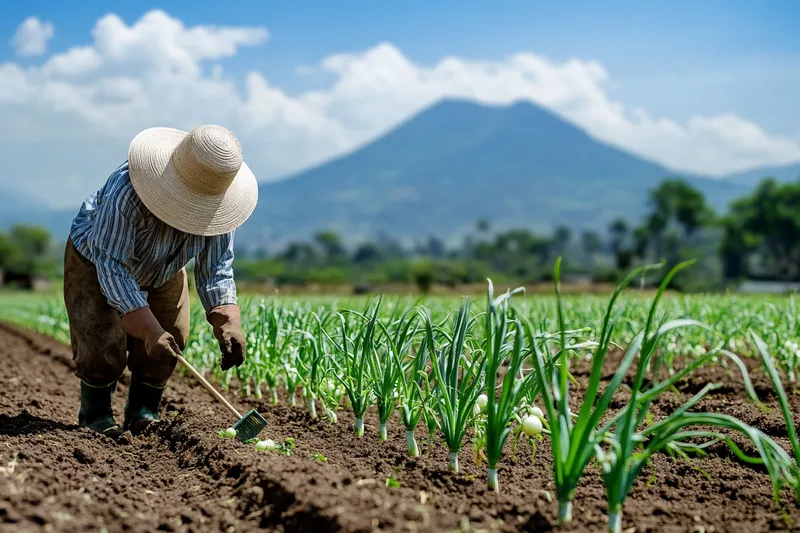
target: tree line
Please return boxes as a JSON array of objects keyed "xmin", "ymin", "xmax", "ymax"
[
  {"xmin": 1, "ymin": 174, "xmax": 795, "ymax": 293},
  {"xmin": 233, "ymin": 175, "xmax": 798, "ymax": 292}
]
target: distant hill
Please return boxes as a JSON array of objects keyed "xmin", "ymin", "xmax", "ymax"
[
  {"xmin": 3, "ymin": 99, "xmax": 799, "ymax": 248},
  {"xmin": 238, "ymin": 99, "xmax": 753, "ymax": 248},
  {"xmin": 723, "ymin": 164, "xmax": 800, "ymax": 187},
  {"xmin": 0, "ymin": 187, "xmax": 74, "ymax": 241}
]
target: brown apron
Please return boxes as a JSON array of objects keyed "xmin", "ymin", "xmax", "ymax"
[{"xmin": 63, "ymin": 238, "xmax": 190, "ymax": 386}]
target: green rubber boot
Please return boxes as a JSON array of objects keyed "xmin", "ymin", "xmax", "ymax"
[
  {"xmin": 79, "ymin": 380, "xmax": 123, "ymax": 438},
  {"xmin": 123, "ymin": 375, "xmax": 166, "ymax": 435}
]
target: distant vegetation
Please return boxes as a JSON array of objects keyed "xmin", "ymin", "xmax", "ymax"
[
  {"xmin": 233, "ymin": 175, "xmax": 800, "ymax": 293},
  {"xmin": 4, "ymin": 174, "xmax": 798, "ymax": 294},
  {"xmin": 0, "ymin": 225, "xmax": 60, "ymax": 285}
]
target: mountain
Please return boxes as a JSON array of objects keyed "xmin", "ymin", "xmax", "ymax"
[
  {"xmin": 3, "ymin": 99, "xmax": 799, "ymax": 249},
  {"xmin": 238, "ymin": 99, "xmax": 751, "ymax": 248},
  {"xmin": 723, "ymin": 164, "xmax": 800, "ymax": 187},
  {"xmin": 0, "ymin": 186, "xmax": 44, "ymax": 220},
  {"xmin": 0, "ymin": 187, "xmax": 75, "ymax": 241}
]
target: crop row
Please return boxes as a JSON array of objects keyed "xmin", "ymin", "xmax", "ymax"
[{"xmin": 6, "ymin": 261, "xmax": 800, "ymax": 533}]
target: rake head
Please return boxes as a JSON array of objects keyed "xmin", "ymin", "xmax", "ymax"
[{"xmin": 233, "ymin": 409, "xmax": 268, "ymax": 442}]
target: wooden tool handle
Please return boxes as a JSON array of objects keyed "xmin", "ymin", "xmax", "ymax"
[{"xmin": 175, "ymin": 353, "xmax": 242, "ymax": 420}]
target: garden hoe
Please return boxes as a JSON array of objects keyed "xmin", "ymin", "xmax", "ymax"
[{"xmin": 175, "ymin": 352, "xmax": 267, "ymax": 442}]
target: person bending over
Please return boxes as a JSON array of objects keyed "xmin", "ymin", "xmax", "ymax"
[{"xmin": 64, "ymin": 124, "xmax": 258, "ymax": 438}]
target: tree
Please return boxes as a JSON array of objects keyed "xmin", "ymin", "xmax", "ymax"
[
  {"xmin": 632, "ymin": 226, "xmax": 650, "ymax": 259},
  {"xmin": 580, "ymin": 230, "xmax": 602, "ymax": 257},
  {"xmin": 411, "ymin": 260, "xmax": 434, "ymax": 293},
  {"xmin": 609, "ymin": 218, "xmax": 633, "ymax": 271},
  {"xmin": 2, "ymin": 225, "xmax": 52, "ymax": 276},
  {"xmin": 353, "ymin": 242, "xmax": 383, "ymax": 265},
  {"xmin": 580, "ymin": 229, "xmax": 603, "ymax": 271},
  {"xmin": 643, "ymin": 178, "xmax": 713, "ymax": 260},
  {"xmin": 552, "ymin": 225, "xmax": 572, "ymax": 257},
  {"xmin": 10, "ymin": 225, "xmax": 50, "ymax": 258},
  {"xmin": 281, "ymin": 242, "xmax": 317, "ymax": 264},
  {"xmin": 375, "ymin": 232, "xmax": 406, "ymax": 260},
  {"xmin": 722, "ymin": 178, "xmax": 800, "ymax": 280},
  {"xmin": 420, "ymin": 236, "xmax": 446, "ymax": 258},
  {"xmin": 0, "ymin": 231, "xmax": 23, "ymax": 272},
  {"xmin": 313, "ymin": 231, "xmax": 345, "ymax": 262},
  {"xmin": 720, "ymin": 215, "xmax": 748, "ymax": 281}
]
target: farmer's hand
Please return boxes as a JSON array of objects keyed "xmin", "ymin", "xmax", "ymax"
[
  {"xmin": 121, "ymin": 307, "xmax": 182, "ymax": 360},
  {"xmin": 144, "ymin": 330, "xmax": 182, "ymax": 360},
  {"xmin": 208, "ymin": 305, "xmax": 246, "ymax": 371}
]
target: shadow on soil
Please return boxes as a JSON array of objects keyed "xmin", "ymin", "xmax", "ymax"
[{"xmin": 0, "ymin": 411, "xmax": 77, "ymax": 436}]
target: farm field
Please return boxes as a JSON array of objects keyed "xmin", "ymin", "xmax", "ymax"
[{"xmin": 3, "ymin": 269, "xmax": 800, "ymax": 533}]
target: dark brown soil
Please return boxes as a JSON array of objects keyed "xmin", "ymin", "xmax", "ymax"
[{"xmin": 2, "ymin": 322, "xmax": 800, "ymax": 533}]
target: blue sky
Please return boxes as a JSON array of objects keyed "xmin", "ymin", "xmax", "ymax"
[
  {"xmin": 4, "ymin": 0, "xmax": 799, "ymax": 132},
  {"xmin": 1, "ymin": 1, "xmax": 799, "ymax": 206}
]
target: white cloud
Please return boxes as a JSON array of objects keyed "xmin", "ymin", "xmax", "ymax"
[
  {"xmin": 1, "ymin": 9, "xmax": 799, "ymax": 209},
  {"xmin": 10, "ymin": 17, "xmax": 54, "ymax": 56}
]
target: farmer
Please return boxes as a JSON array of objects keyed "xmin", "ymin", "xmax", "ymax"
[{"xmin": 64, "ymin": 124, "xmax": 258, "ymax": 438}]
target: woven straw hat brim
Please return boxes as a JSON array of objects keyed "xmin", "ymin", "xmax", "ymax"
[{"xmin": 128, "ymin": 127, "xmax": 258, "ymax": 237}]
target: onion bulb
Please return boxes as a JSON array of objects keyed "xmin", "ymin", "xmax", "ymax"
[
  {"xmin": 255, "ymin": 439, "xmax": 276, "ymax": 452},
  {"xmin": 522, "ymin": 415, "xmax": 543, "ymax": 436},
  {"xmin": 476, "ymin": 393, "xmax": 488, "ymax": 411}
]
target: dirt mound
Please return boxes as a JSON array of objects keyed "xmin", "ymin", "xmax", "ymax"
[{"xmin": 1, "ymin": 322, "xmax": 798, "ymax": 532}]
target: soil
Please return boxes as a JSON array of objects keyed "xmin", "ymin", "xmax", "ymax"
[{"xmin": 2, "ymin": 322, "xmax": 800, "ymax": 533}]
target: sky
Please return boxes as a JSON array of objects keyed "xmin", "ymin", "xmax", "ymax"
[{"xmin": 2, "ymin": 0, "xmax": 800, "ymax": 208}]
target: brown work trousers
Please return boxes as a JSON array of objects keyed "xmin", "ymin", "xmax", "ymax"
[{"xmin": 63, "ymin": 238, "xmax": 190, "ymax": 387}]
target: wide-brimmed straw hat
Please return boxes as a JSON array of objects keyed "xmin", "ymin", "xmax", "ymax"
[{"xmin": 127, "ymin": 124, "xmax": 258, "ymax": 236}]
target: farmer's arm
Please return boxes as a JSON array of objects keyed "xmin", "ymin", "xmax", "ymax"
[
  {"xmin": 195, "ymin": 231, "xmax": 246, "ymax": 371},
  {"xmin": 195, "ymin": 230, "xmax": 237, "ymax": 312},
  {"xmin": 90, "ymin": 186, "xmax": 149, "ymax": 317},
  {"xmin": 90, "ymin": 187, "xmax": 179, "ymax": 356}
]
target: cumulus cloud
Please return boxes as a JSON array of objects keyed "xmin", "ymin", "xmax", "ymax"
[
  {"xmin": 1, "ymin": 9, "xmax": 799, "ymax": 208},
  {"xmin": 10, "ymin": 17, "xmax": 55, "ymax": 56}
]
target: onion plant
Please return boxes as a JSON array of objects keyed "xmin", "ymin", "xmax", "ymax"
[
  {"xmin": 395, "ymin": 308, "xmax": 432, "ymax": 455},
  {"xmin": 482, "ymin": 281, "xmax": 529, "ymax": 491},
  {"xmin": 298, "ymin": 311, "xmax": 336, "ymax": 419},
  {"xmin": 471, "ymin": 408, "xmax": 488, "ymax": 467},
  {"xmin": 428, "ymin": 298, "xmax": 484, "ymax": 472},
  {"xmin": 528, "ymin": 258, "xmax": 658, "ymax": 523},
  {"xmin": 369, "ymin": 301, "xmax": 417, "ymax": 441},
  {"xmin": 591, "ymin": 261, "xmax": 781, "ymax": 532},
  {"xmin": 327, "ymin": 304, "xmax": 380, "ymax": 437},
  {"xmin": 321, "ymin": 378, "xmax": 346, "ymax": 423},
  {"xmin": 752, "ymin": 303, "xmax": 800, "ymax": 384},
  {"xmin": 509, "ymin": 401, "xmax": 549, "ymax": 463},
  {"xmin": 295, "ymin": 341, "xmax": 317, "ymax": 416},
  {"xmin": 749, "ymin": 331, "xmax": 800, "ymax": 499},
  {"xmin": 600, "ymin": 394, "xmax": 794, "ymax": 533},
  {"xmin": 282, "ymin": 348, "xmax": 301, "ymax": 407},
  {"xmin": 422, "ymin": 396, "xmax": 441, "ymax": 455},
  {"xmin": 483, "ymin": 280, "xmax": 592, "ymax": 492},
  {"xmin": 259, "ymin": 303, "xmax": 295, "ymax": 404}
]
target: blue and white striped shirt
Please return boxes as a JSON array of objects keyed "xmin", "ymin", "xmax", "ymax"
[{"xmin": 69, "ymin": 162, "xmax": 237, "ymax": 315}]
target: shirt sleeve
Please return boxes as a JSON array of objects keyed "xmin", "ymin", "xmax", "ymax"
[
  {"xmin": 90, "ymin": 183, "xmax": 149, "ymax": 315},
  {"xmin": 194, "ymin": 230, "xmax": 238, "ymax": 314}
]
